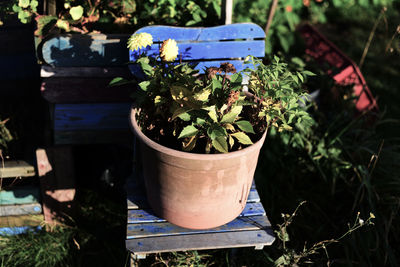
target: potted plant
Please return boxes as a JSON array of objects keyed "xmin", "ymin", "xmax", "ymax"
[{"xmin": 124, "ymin": 33, "xmax": 314, "ymax": 229}]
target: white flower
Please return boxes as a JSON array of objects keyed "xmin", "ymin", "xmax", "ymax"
[
  {"xmin": 160, "ymin": 39, "xmax": 179, "ymax": 62},
  {"xmin": 127, "ymin": 33, "xmax": 153, "ymax": 52}
]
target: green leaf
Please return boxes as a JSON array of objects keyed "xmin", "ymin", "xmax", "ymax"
[
  {"xmin": 30, "ymin": 0, "xmax": 38, "ymax": 9},
  {"xmin": 170, "ymin": 85, "xmax": 194, "ymax": 104},
  {"xmin": 18, "ymin": 0, "xmax": 30, "ymax": 8},
  {"xmin": 231, "ymin": 132, "xmax": 253, "ymax": 145},
  {"xmin": 212, "ymin": 136, "xmax": 228, "ymax": 153},
  {"xmin": 70, "ymin": 5, "xmax": 84, "ymax": 21},
  {"xmin": 178, "ymin": 112, "xmax": 191, "ymax": 121},
  {"xmin": 207, "ymin": 125, "xmax": 227, "ymax": 140},
  {"xmin": 139, "ymin": 81, "xmax": 150, "ymax": 91},
  {"xmin": 302, "ymin": 70, "xmax": 316, "ymax": 76},
  {"xmin": 108, "ymin": 77, "xmax": 133, "ymax": 87},
  {"xmin": 235, "ymin": 120, "xmax": 255, "ymax": 134},
  {"xmin": 193, "ymin": 88, "xmax": 211, "ymax": 102},
  {"xmin": 56, "ymin": 19, "xmax": 70, "ymax": 32},
  {"xmin": 221, "ymin": 105, "xmax": 242, "ymax": 123},
  {"xmin": 178, "ymin": 125, "xmax": 198, "ymax": 139},
  {"xmin": 228, "ymin": 135, "xmax": 234, "ymax": 148},
  {"xmin": 171, "ymin": 106, "xmax": 192, "ymax": 120},
  {"xmin": 211, "ymin": 78, "xmax": 222, "ymax": 93},
  {"xmin": 206, "ymin": 107, "xmax": 218, "ymax": 122}
]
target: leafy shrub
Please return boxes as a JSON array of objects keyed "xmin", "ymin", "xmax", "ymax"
[{"xmin": 5, "ymin": 0, "xmax": 222, "ymax": 39}]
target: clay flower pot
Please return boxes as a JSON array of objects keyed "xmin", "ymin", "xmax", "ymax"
[{"xmin": 130, "ymin": 108, "xmax": 267, "ymax": 229}]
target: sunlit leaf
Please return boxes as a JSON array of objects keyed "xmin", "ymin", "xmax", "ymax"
[
  {"xmin": 212, "ymin": 136, "xmax": 228, "ymax": 153},
  {"xmin": 221, "ymin": 106, "xmax": 242, "ymax": 123},
  {"xmin": 231, "ymin": 132, "xmax": 253, "ymax": 145},
  {"xmin": 178, "ymin": 125, "xmax": 198, "ymax": 139}
]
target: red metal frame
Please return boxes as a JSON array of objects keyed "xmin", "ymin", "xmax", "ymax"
[{"xmin": 298, "ymin": 24, "xmax": 379, "ymax": 113}]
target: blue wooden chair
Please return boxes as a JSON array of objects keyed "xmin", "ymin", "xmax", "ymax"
[{"xmin": 125, "ymin": 23, "xmax": 275, "ymax": 262}]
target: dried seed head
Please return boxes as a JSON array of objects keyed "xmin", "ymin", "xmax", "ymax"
[
  {"xmin": 220, "ymin": 63, "xmax": 237, "ymax": 73},
  {"xmin": 206, "ymin": 67, "xmax": 222, "ymax": 79}
]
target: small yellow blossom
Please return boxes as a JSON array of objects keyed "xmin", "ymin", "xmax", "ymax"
[
  {"xmin": 160, "ymin": 39, "xmax": 179, "ymax": 62},
  {"xmin": 127, "ymin": 32, "xmax": 153, "ymax": 52},
  {"xmin": 370, "ymin": 212, "xmax": 375, "ymax": 219}
]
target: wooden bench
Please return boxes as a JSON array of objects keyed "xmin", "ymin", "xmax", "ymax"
[
  {"xmin": 0, "ymin": 160, "xmax": 44, "ymax": 235},
  {"xmin": 125, "ymin": 23, "xmax": 275, "ymax": 262},
  {"xmin": 38, "ymin": 33, "xmax": 134, "ymax": 145}
]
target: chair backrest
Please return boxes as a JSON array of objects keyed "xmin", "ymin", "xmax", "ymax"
[{"xmin": 129, "ymin": 23, "xmax": 265, "ymax": 73}]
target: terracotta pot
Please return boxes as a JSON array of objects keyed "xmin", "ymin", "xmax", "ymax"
[{"xmin": 130, "ymin": 108, "xmax": 267, "ymax": 229}]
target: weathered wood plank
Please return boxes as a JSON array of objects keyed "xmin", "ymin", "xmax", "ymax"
[
  {"xmin": 135, "ymin": 23, "xmax": 265, "ymax": 42},
  {"xmin": 41, "ymin": 78, "xmax": 133, "ymax": 103},
  {"xmin": 54, "ymin": 103, "xmax": 132, "ymax": 131},
  {"xmin": 127, "ymin": 215, "xmax": 271, "ymax": 239},
  {"xmin": 40, "ymin": 33, "xmax": 130, "ymax": 67},
  {"xmin": 126, "ymin": 229, "xmax": 275, "ymax": 254},
  {"xmin": 0, "ymin": 186, "xmax": 40, "ymax": 205},
  {"xmin": 129, "ymin": 40, "xmax": 265, "ymax": 62},
  {"xmin": 36, "ymin": 147, "xmax": 75, "ymax": 225},
  {"xmin": 127, "ymin": 202, "xmax": 265, "ymax": 224},
  {"xmin": 0, "ymin": 225, "xmax": 41, "ymax": 236},
  {"xmin": 54, "ymin": 129, "xmax": 133, "ymax": 145},
  {"xmin": 0, "ymin": 203, "xmax": 42, "ymax": 216},
  {"xmin": 0, "ymin": 214, "xmax": 44, "ymax": 228},
  {"xmin": 0, "ymin": 160, "xmax": 35, "ymax": 178}
]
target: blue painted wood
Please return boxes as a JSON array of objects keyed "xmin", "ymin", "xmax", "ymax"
[
  {"xmin": 40, "ymin": 34, "xmax": 130, "ymax": 67},
  {"xmin": 126, "ymin": 229, "xmax": 275, "ymax": 254},
  {"xmin": 54, "ymin": 103, "xmax": 131, "ymax": 131},
  {"xmin": 0, "ymin": 187, "xmax": 40, "ymax": 205},
  {"xmin": 0, "ymin": 226, "xmax": 41, "ymax": 236},
  {"xmin": 127, "ymin": 215, "xmax": 270, "ymax": 239},
  {"xmin": 129, "ymin": 40, "xmax": 265, "ymax": 62},
  {"xmin": 0, "ymin": 203, "xmax": 42, "ymax": 216},
  {"xmin": 135, "ymin": 23, "xmax": 265, "ymax": 42},
  {"xmin": 127, "ymin": 202, "xmax": 265, "ymax": 224}
]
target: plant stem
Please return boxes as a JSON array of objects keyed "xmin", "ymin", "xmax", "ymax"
[
  {"xmin": 359, "ymin": 7, "xmax": 386, "ymax": 69},
  {"xmin": 265, "ymin": 0, "xmax": 279, "ymax": 44}
]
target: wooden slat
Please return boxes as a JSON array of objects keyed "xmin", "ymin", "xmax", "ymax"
[
  {"xmin": 41, "ymin": 66, "xmax": 131, "ymax": 78},
  {"xmin": 135, "ymin": 23, "xmax": 265, "ymax": 42},
  {"xmin": 129, "ymin": 40, "xmax": 265, "ymax": 62},
  {"xmin": 127, "ymin": 202, "xmax": 265, "ymax": 224},
  {"xmin": 54, "ymin": 129, "xmax": 133, "ymax": 145},
  {"xmin": 0, "ymin": 214, "xmax": 44, "ymax": 228},
  {"xmin": 0, "ymin": 160, "xmax": 35, "ymax": 178},
  {"xmin": 40, "ymin": 33, "xmax": 130, "ymax": 67},
  {"xmin": 0, "ymin": 203, "xmax": 42, "ymax": 216},
  {"xmin": 126, "ymin": 229, "xmax": 275, "ymax": 254},
  {"xmin": 41, "ymin": 78, "xmax": 132, "ymax": 103},
  {"xmin": 128, "ymin": 60, "xmax": 254, "ymax": 76},
  {"xmin": 54, "ymin": 103, "xmax": 132, "ymax": 131},
  {"xmin": 0, "ymin": 186, "xmax": 40, "ymax": 205},
  {"xmin": 127, "ymin": 215, "xmax": 271, "ymax": 239}
]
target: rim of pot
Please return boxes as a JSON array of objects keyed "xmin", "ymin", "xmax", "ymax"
[{"xmin": 130, "ymin": 107, "xmax": 267, "ymax": 161}]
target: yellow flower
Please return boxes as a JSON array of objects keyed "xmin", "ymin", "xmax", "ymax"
[
  {"xmin": 127, "ymin": 33, "xmax": 153, "ymax": 52},
  {"xmin": 160, "ymin": 39, "xmax": 179, "ymax": 62}
]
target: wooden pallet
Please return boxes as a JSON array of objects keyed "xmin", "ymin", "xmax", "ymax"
[{"xmin": 125, "ymin": 176, "xmax": 275, "ymax": 259}]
